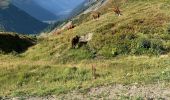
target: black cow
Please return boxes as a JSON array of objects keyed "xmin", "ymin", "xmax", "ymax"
[{"xmin": 71, "ymin": 35, "xmax": 80, "ymax": 48}]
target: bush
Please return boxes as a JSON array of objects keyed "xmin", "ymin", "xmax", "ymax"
[
  {"xmin": 88, "ymin": 31, "xmax": 168, "ymax": 58},
  {"xmin": 130, "ymin": 37, "xmax": 166, "ymax": 55}
]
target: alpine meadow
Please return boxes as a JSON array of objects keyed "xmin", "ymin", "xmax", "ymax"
[{"xmin": 0, "ymin": 0, "xmax": 170, "ymax": 99}]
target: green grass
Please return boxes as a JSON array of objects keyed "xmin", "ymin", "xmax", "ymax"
[
  {"xmin": 0, "ymin": 0, "xmax": 170, "ymax": 97},
  {"xmin": 0, "ymin": 55, "xmax": 170, "ymax": 96},
  {"xmin": 39, "ymin": 0, "xmax": 170, "ymax": 62}
]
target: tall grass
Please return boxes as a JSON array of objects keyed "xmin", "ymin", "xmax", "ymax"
[{"xmin": 0, "ymin": 55, "xmax": 170, "ymax": 96}]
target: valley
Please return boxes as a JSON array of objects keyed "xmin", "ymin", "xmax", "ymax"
[{"xmin": 11, "ymin": 0, "xmax": 87, "ymax": 21}]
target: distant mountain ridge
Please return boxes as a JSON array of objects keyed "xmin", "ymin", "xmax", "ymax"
[
  {"xmin": 12, "ymin": 0, "xmax": 86, "ymax": 21},
  {"xmin": 11, "ymin": 0, "xmax": 59, "ymax": 21},
  {"xmin": 0, "ymin": 4, "xmax": 48, "ymax": 34},
  {"xmin": 68, "ymin": 0, "xmax": 89, "ymax": 19}
]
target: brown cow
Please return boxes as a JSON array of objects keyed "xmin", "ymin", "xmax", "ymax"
[
  {"xmin": 53, "ymin": 29, "xmax": 62, "ymax": 35},
  {"xmin": 112, "ymin": 6, "xmax": 122, "ymax": 16},
  {"xmin": 61, "ymin": 21, "xmax": 75, "ymax": 30},
  {"xmin": 91, "ymin": 11, "xmax": 101, "ymax": 19},
  {"xmin": 66, "ymin": 23, "xmax": 75, "ymax": 30}
]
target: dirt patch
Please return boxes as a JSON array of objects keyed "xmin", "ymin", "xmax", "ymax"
[
  {"xmin": 57, "ymin": 84, "xmax": 170, "ymax": 100},
  {"xmin": 4, "ymin": 84, "xmax": 170, "ymax": 100}
]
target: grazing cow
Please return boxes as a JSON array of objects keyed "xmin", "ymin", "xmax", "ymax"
[
  {"xmin": 71, "ymin": 33, "xmax": 94, "ymax": 49},
  {"xmin": 91, "ymin": 11, "xmax": 101, "ymax": 19},
  {"xmin": 112, "ymin": 6, "xmax": 122, "ymax": 16},
  {"xmin": 66, "ymin": 23, "xmax": 75, "ymax": 30},
  {"xmin": 53, "ymin": 29, "xmax": 62, "ymax": 35},
  {"xmin": 61, "ymin": 21, "xmax": 75, "ymax": 30},
  {"xmin": 71, "ymin": 35, "xmax": 80, "ymax": 48}
]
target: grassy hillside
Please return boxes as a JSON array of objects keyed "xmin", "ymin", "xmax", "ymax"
[
  {"xmin": 38, "ymin": 0, "xmax": 170, "ymax": 62},
  {"xmin": 0, "ymin": 0, "xmax": 170, "ymax": 98}
]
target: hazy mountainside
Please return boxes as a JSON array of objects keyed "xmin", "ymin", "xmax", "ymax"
[
  {"xmin": 0, "ymin": 4, "xmax": 48, "ymax": 34},
  {"xmin": 68, "ymin": 0, "xmax": 105, "ymax": 19},
  {"xmin": 82, "ymin": 0, "xmax": 107, "ymax": 14},
  {"xmin": 44, "ymin": 0, "xmax": 104, "ymax": 33},
  {"xmin": 0, "ymin": 0, "xmax": 170, "ymax": 99},
  {"xmin": 42, "ymin": 0, "xmax": 91, "ymax": 33},
  {"xmin": 12, "ymin": 0, "xmax": 86, "ymax": 21},
  {"xmin": 11, "ymin": 0, "xmax": 58, "ymax": 21},
  {"xmin": 68, "ymin": 0, "xmax": 91, "ymax": 19}
]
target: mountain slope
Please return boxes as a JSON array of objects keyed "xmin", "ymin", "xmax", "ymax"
[
  {"xmin": 0, "ymin": 0, "xmax": 170, "ymax": 98},
  {"xmin": 12, "ymin": 0, "xmax": 85, "ymax": 21},
  {"xmin": 68, "ymin": 0, "xmax": 89, "ymax": 18},
  {"xmin": 50, "ymin": 0, "xmax": 108, "ymax": 29},
  {"xmin": 11, "ymin": 0, "xmax": 58, "ymax": 21},
  {"xmin": 0, "ymin": 4, "xmax": 48, "ymax": 34},
  {"xmin": 42, "ymin": 0, "xmax": 170, "ymax": 61}
]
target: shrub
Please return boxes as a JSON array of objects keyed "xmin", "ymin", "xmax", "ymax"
[
  {"xmin": 89, "ymin": 31, "xmax": 168, "ymax": 57},
  {"xmin": 130, "ymin": 37, "xmax": 166, "ymax": 55}
]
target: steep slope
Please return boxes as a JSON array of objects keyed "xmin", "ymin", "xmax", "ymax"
[
  {"xmin": 45, "ymin": 0, "xmax": 170, "ymax": 61},
  {"xmin": 0, "ymin": 0, "xmax": 170, "ymax": 98},
  {"xmin": 0, "ymin": 4, "xmax": 48, "ymax": 34},
  {"xmin": 82, "ymin": 0, "xmax": 108, "ymax": 14},
  {"xmin": 68, "ymin": 0, "xmax": 91, "ymax": 18},
  {"xmin": 44, "ymin": 0, "xmax": 105, "ymax": 34}
]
